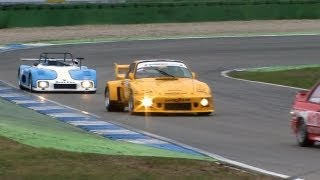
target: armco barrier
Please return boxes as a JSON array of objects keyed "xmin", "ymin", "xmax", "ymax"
[{"xmin": 0, "ymin": 0, "xmax": 320, "ymax": 28}]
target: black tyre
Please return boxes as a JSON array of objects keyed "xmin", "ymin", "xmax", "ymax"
[
  {"xmin": 19, "ymin": 80, "xmax": 25, "ymax": 90},
  {"xmin": 18, "ymin": 77, "xmax": 25, "ymax": 90},
  {"xmin": 18, "ymin": 69, "xmax": 25, "ymax": 90},
  {"xmin": 296, "ymin": 120, "xmax": 314, "ymax": 147},
  {"xmin": 105, "ymin": 87, "xmax": 124, "ymax": 112}
]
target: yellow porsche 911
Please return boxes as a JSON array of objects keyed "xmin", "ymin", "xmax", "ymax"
[{"xmin": 104, "ymin": 59, "xmax": 214, "ymax": 115}]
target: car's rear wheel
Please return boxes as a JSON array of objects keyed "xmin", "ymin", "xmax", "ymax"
[
  {"xmin": 19, "ymin": 79, "xmax": 25, "ymax": 90},
  {"xmin": 18, "ymin": 77, "xmax": 25, "ymax": 90},
  {"xmin": 18, "ymin": 69, "xmax": 25, "ymax": 90},
  {"xmin": 297, "ymin": 120, "xmax": 314, "ymax": 147},
  {"xmin": 105, "ymin": 87, "xmax": 124, "ymax": 112}
]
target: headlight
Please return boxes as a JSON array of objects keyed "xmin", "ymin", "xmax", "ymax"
[
  {"xmin": 141, "ymin": 97, "xmax": 153, "ymax": 107},
  {"xmin": 38, "ymin": 81, "xmax": 49, "ymax": 88},
  {"xmin": 81, "ymin": 81, "xmax": 93, "ymax": 88},
  {"xmin": 200, "ymin": 98, "xmax": 209, "ymax": 107}
]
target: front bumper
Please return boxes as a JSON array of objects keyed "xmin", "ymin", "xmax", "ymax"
[
  {"xmin": 132, "ymin": 96, "xmax": 214, "ymax": 113},
  {"xmin": 32, "ymin": 80, "xmax": 96, "ymax": 92}
]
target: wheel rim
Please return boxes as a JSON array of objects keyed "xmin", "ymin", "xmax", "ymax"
[
  {"xmin": 28, "ymin": 76, "xmax": 32, "ymax": 91},
  {"xmin": 297, "ymin": 123, "xmax": 307, "ymax": 143}
]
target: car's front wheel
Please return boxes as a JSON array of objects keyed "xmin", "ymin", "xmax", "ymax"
[
  {"xmin": 28, "ymin": 75, "xmax": 33, "ymax": 92},
  {"xmin": 128, "ymin": 94, "xmax": 136, "ymax": 115},
  {"xmin": 296, "ymin": 119, "xmax": 314, "ymax": 147}
]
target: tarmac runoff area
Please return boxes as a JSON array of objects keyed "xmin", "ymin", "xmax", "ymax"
[{"xmin": 0, "ymin": 36, "xmax": 310, "ymax": 179}]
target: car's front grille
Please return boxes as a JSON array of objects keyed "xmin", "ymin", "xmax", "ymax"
[
  {"xmin": 54, "ymin": 84, "xmax": 77, "ymax": 89},
  {"xmin": 164, "ymin": 103, "xmax": 191, "ymax": 110}
]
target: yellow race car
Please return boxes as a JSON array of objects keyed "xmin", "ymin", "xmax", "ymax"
[{"xmin": 105, "ymin": 59, "xmax": 214, "ymax": 115}]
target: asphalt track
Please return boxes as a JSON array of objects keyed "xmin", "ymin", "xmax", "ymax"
[{"xmin": 1, "ymin": 35, "xmax": 320, "ymax": 179}]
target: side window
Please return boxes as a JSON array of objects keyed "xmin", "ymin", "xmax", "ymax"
[
  {"xmin": 309, "ymin": 84, "xmax": 320, "ymax": 104},
  {"xmin": 125, "ymin": 63, "xmax": 135, "ymax": 79}
]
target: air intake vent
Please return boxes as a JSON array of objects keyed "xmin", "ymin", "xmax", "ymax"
[
  {"xmin": 54, "ymin": 84, "xmax": 77, "ymax": 89},
  {"xmin": 164, "ymin": 103, "xmax": 191, "ymax": 110}
]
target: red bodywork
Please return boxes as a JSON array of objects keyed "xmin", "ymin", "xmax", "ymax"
[{"xmin": 291, "ymin": 82, "xmax": 320, "ymax": 145}]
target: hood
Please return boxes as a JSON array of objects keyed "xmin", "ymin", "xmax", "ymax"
[
  {"xmin": 131, "ymin": 78, "xmax": 210, "ymax": 96},
  {"xmin": 37, "ymin": 64, "xmax": 79, "ymax": 71},
  {"xmin": 37, "ymin": 65, "xmax": 80, "ymax": 80}
]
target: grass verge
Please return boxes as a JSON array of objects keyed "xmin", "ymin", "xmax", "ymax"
[
  {"xmin": 0, "ymin": 98, "xmax": 275, "ymax": 179},
  {"xmin": 0, "ymin": 98, "xmax": 208, "ymax": 159},
  {"xmin": 0, "ymin": 136, "xmax": 273, "ymax": 180},
  {"xmin": 228, "ymin": 65, "xmax": 320, "ymax": 89}
]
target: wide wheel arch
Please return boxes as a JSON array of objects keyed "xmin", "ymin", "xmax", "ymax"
[
  {"xmin": 296, "ymin": 118, "xmax": 314, "ymax": 147},
  {"xmin": 104, "ymin": 86, "xmax": 124, "ymax": 112}
]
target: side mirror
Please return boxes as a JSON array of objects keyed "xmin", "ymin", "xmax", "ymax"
[
  {"xmin": 75, "ymin": 57, "xmax": 84, "ymax": 67},
  {"xmin": 128, "ymin": 72, "xmax": 134, "ymax": 80},
  {"xmin": 192, "ymin": 72, "xmax": 196, "ymax": 79},
  {"xmin": 296, "ymin": 90, "xmax": 309, "ymax": 101}
]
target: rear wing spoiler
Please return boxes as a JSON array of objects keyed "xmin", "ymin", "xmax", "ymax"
[
  {"xmin": 20, "ymin": 58, "xmax": 75, "ymax": 61},
  {"xmin": 114, "ymin": 63, "xmax": 129, "ymax": 80},
  {"xmin": 20, "ymin": 58, "xmax": 39, "ymax": 61}
]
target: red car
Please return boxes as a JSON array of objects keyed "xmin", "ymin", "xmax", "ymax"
[{"xmin": 291, "ymin": 81, "xmax": 320, "ymax": 147}]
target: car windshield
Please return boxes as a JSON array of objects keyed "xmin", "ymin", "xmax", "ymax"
[
  {"xmin": 44, "ymin": 59, "xmax": 70, "ymax": 66},
  {"xmin": 135, "ymin": 61, "xmax": 193, "ymax": 79},
  {"xmin": 309, "ymin": 84, "xmax": 320, "ymax": 104},
  {"xmin": 39, "ymin": 53, "xmax": 76, "ymax": 67}
]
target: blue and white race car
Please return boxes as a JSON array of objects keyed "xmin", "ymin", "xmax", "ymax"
[{"xmin": 18, "ymin": 52, "xmax": 97, "ymax": 93}]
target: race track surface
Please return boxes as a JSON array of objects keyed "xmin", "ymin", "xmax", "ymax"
[{"xmin": 1, "ymin": 35, "xmax": 320, "ymax": 179}]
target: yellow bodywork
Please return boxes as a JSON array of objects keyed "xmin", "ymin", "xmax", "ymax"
[{"xmin": 105, "ymin": 61, "xmax": 214, "ymax": 115}]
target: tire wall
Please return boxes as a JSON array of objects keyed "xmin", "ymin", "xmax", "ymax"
[{"xmin": 1, "ymin": 1, "xmax": 320, "ymax": 28}]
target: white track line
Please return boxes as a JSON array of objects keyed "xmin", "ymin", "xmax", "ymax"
[{"xmin": 221, "ymin": 69, "xmax": 307, "ymax": 91}]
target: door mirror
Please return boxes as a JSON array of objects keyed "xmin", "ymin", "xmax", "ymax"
[
  {"xmin": 128, "ymin": 72, "xmax": 134, "ymax": 80},
  {"xmin": 296, "ymin": 90, "xmax": 309, "ymax": 101},
  {"xmin": 192, "ymin": 72, "xmax": 196, "ymax": 79}
]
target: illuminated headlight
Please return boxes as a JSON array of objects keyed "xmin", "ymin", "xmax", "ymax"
[
  {"xmin": 38, "ymin": 81, "xmax": 49, "ymax": 88},
  {"xmin": 200, "ymin": 98, "xmax": 209, "ymax": 107},
  {"xmin": 81, "ymin": 81, "xmax": 93, "ymax": 88},
  {"xmin": 141, "ymin": 97, "xmax": 153, "ymax": 107}
]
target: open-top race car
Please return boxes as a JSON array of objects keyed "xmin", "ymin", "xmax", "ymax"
[
  {"xmin": 18, "ymin": 52, "xmax": 97, "ymax": 93},
  {"xmin": 105, "ymin": 59, "xmax": 214, "ymax": 115},
  {"xmin": 290, "ymin": 81, "xmax": 320, "ymax": 146}
]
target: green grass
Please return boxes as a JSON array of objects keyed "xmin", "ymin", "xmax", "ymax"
[
  {"xmin": 228, "ymin": 66, "xmax": 320, "ymax": 89},
  {"xmin": 0, "ymin": 98, "xmax": 208, "ymax": 159},
  {"xmin": 0, "ymin": 136, "xmax": 276, "ymax": 180},
  {"xmin": 0, "ymin": 98, "xmax": 276, "ymax": 179}
]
